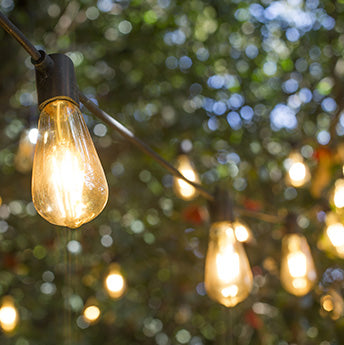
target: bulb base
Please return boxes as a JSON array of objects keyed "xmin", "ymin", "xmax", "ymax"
[
  {"xmin": 208, "ymin": 188, "xmax": 234, "ymax": 223},
  {"xmin": 33, "ymin": 52, "xmax": 79, "ymax": 110}
]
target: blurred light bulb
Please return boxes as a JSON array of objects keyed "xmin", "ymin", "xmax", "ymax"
[
  {"xmin": 0, "ymin": 296, "xmax": 18, "ymax": 333},
  {"xmin": 83, "ymin": 305, "xmax": 100, "ymax": 323},
  {"xmin": 285, "ymin": 152, "xmax": 310, "ymax": 187},
  {"xmin": 331, "ymin": 179, "xmax": 344, "ymax": 209},
  {"xmin": 204, "ymin": 221, "xmax": 253, "ymax": 307},
  {"xmin": 321, "ymin": 289, "xmax": 344, "ymax": 320},
  {"xmin": 105, "ymin": 265, "xmax": 126, "ymax": 299},
  {"xmin": 233, "ymin": 220, "xmax": 252, "ymax": 243},
  {"xmin": 14, "ymin": 129, "xmax": 37, "ymax": 173},
  {"xmin": 280, "ymin": 234, "xmax": 317, "ymax": 296},
  {"xmin": 173, "ymin": 154, "xmax": 200, "ymax": 200},
  {"xmin": 32, "ymin": 100, "xmax": 108, "ymax": 228},
  {"xmin": 322, "ymin": 212, "xmax": 344, "ymax": 258}
]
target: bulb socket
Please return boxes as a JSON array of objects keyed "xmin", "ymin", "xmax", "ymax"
[
  {"xmin": 208, "ymin": 188, "xmax": 234, "ymax": 223},
  {"xmin": 284, "ymin": 212, "xmax": 300, "ymax": 234},
  {"xmin": 33, "ymin": 52, "xmax": 79, "ymax": 110}
]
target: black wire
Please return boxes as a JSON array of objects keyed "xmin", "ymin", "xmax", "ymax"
[
  {"xmin": 0, "ymin": 10, "xmax": 41, "ymax": 61},
  {"xmin": 78, "ymin": 92, "xmax": 215, "ymax": 202}
]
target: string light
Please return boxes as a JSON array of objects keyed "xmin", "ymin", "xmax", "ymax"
[
  {"xmin": 284, "ymin": 152, "xmax": 310, "ymax": 188},
  {"xmin": 331, "ymin": 178, "xmax": 344, "ymax": 210},
  {"xmin": 31, "ymin": 54, "xmax": 108, "ymax": 228},
  {"xmin": 104, "ymin": 264, "xmax": 126, "ymax": 299},
  {"xmin": 280, "ymin": 233, "xmax": 317, "ymax": 296},
  {"xmin": 83, "ymin": 305, "xmax": 101, "ymax": 323},
  {"xmin": 321, "ymin": 212, "xmax": 344, "ymax": 258},
  {"xmin": 0, "ymin": 296, "xmax": 18, "ymax": 333},
  {"xmin": 320, "ymin": 289, "xmax": 344, "ymax": 320},
  {"xmin": 173, "ymin": 154, "xmax": 200, "ymax": 201},
  {"xmin": 205, "ymin": 190, "xmax": 253, "ymax": 307},
  {"xmin": 233, "ymin": 220, "xmax": 252, "ymax": 243}
]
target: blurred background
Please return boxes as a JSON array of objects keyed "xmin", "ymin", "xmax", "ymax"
[{"xmin": 0, "ymin": 0, "xmax": 344, "ymax": 344}]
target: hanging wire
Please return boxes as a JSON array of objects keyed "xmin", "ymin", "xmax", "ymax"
[
  {"xmin": 0, "ymin": 9, "xmax": 282, "ymax": 224},
  {"xmin": 0, "ymin": 11, "xmax": 41, "ymax": 62}
]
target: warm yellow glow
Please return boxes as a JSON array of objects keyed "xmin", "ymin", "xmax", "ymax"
[
  {"xmin": 205, "ymin": 222, "xmax": 253, "ymax": 307},
  {"xmin": 320, "ymin": 290, "xmax": 344, "ymax": 320},
  {"xmin": 233, "ymin": 221, "xmax": 251, "ymax": 242},
  {"xmin": 285, "ymin": 152, "xmax": 310, "ymax": 187},
  {"xmin": 332, "ymin": 179, "xmax": 344, "ymax": 209},
  {"xmin": 32, "ymin": 100, "xmax": 108, "ymax": 228},
  {"xmin": 0, "ymin": 297, "xmax": 18, "ymax": 333},
  {"xmin": 322, "ymin": 213, "xmax": 344, "ymax": 258},
  {"xmin": 173, "ymin": 154, "xmax": 200, "ymax": 200},
  {"xmin": 280, "ymin": 234, "xmax": 317, "ymax": 296},
  {"xmin": 322, "ymin": 295, "xmax": 334, "ymax": 312},
  {"xmin": 83, "ymin": 305, "xmax": 100, "ymax": 322},
  {"xmin": 105, "ymin": 272, "xmax": 126, "ymax": 299}
]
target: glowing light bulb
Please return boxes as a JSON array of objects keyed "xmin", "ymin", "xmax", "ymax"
[
  {"xmin": 83, "ymin": 305, "xmax": 100, "ymax": 323},
  {"xmin": 233, "ymin": 220, "xmax": 252, "ymax": 243},
  {"xmin": 32, "ymin": 100, "xmax": 108, "ymax": 228},
  {"xmin": 0, "ymin": 296, "xmax": 18, "ymax": 333},
  {"xmin": 174, "ymin": 154, "xmax": 200, "ymax": 200},
  {"xmin": 280, "ymin": 234, "xmax": 317, "ymax": 296},
  {"xmin": 204, "ymin": 221, "xmax": 253, "ymax": 307},
  {"xmin": 14, "ymin": 128, "xmax": 37, "ymax": 173},
  {"xmin": 104, "ymin": 265, "xmax": 126, "ymax": 299},
  {"xmin": 331, "ymin": 179, "xmax": 344, "ymax": 209},
  {"xmin": 284, "ymin": 152, "xmax": 310, "ymax": 187},
  {"xmin": 321, "ymin": 289, "xmax": 344, "ymax": 320},
  {"xmin": 322, "ymin": 212, "xmax": 344, "ymax": 258}
]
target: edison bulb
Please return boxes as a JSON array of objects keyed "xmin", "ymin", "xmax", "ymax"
[
  {"xmin": 233, "ymin": 220, "xmax": 252, "ymax": 243},
  {"xmin": 104, "ymin": 265, "xmax": 126, "ymax": 299},
  {"xmin": 285, "ymin": 152, "xmax": 310, "ymax": 187},
  {"xmin": 32, "ymin": 100, "xmax": 108, "ymax": 228},
  {"xmin": 331, "ymin": 179, "xmax": 344, "ymax": 209},
  {"xmin": 83, "ymin": 305, "xmax": 100, "ymax": 323},
  {"xmin": 323, "ymin": 212, "xmax": 344, "ymax": 258},
  {"xmin": 173, "ymin": 154, "xmax": 200, "ymax": 200},
  {"xmin": 204, "ymin": 222, "xmax": 253, "ymax": 307},
  {"xmin": 321, "ymin": 289, "xmax": 344, "ymax": 320},
  {"xmin": 280, "ymin": 234, "xmax": 317, "ymax": 296},
  {"xmin": 0, "ymin": 296, "xmax": 18, "ymax": 333}
]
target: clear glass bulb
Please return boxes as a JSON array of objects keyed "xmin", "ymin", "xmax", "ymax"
[
  {"xmin": 284, "ymin": 152, "xmax": 310, "ymax": 187},
  {"xmin": 204, "ymin": 221, "xmax": 253, "ymax": 307},
  {"xmin": 0, "ymin": 296, "xmax": 18, "ymax": 333},
  {"xmin": 32, "ymin": 100, "xmax": 108, "ymax": 228},
  {"xmin": 323, "ymin": 212, "xmax": 344, "ymax": 258},
  {"xmin": 173, "ymin": 154, "xmax": 200, "ymax": 200},
  {"xmin": 331, "ymin": 179, "xmax": 344, "ymax": 209},
  {"xmin": 280, "ymin": 233, "xmax": 317, "ymax": 296},
  {"xmin": 233, "ymin": 220, "xmax": 252, "ymax": 243},
  {"xmin": 104, "ymin": 264, "xmax": 126, "ymax": 299}
]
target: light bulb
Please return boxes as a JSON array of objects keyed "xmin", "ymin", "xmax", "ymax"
[
  {"xmin": 83, "ymin": 305, "xmax": 100, "ymax": 323},
  {"xmin": 284, "ymin": 152, "xmax": 310, "ymax": 187},
  {"xmin": 14, "ymin": 129, "xmax": 37, "ymax": 173},
  {"xmin": 32, "ymin": 100, "xmax": 108, "ymax": 228},
  {"xmin": 204, "ymin": 221, "xmax": 253, "ymax": 307},
  {"xmin": 233, "ymin": 220, "xmax": 252, "ymax": 243},
  {"xmin": 174, "ymin": 154, "xmax": 200, "ymax": 200},
  {"xmin": 104, "ymin": 264, "xmax": 126, "ymax": 299},
  {"xmin": 323, "ymin": 212, "xmax": 344, "ymax": 258},
  {"xmin": 280, "ymin": 233, "xmax": 317, "ymax": 296},
  {"xmin": 0, "ymin": 296, "xmax": 18, "ymax": 333},
  {"xmin": 331, "ymin": 179, "xmax": 344, "ymax": 209},
  {"xmin": 321, "ymin": 289, "xmax": 344, "ymax": 320}
]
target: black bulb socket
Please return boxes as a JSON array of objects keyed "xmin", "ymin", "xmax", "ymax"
[
  {"xmin": 32, "ymin": 51, "xmax": 79, "ymax": 111},
  {"xmin": 208, "ymin": 188, "xmax": 234, "ymax": 223}
]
